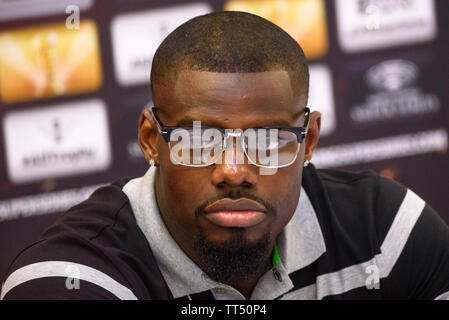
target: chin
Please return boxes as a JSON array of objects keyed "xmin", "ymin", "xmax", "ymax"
[
  {"xmin": 201, "ymin": 223, "xmax": 272, "ymax": 246},
  {"xmin": 193, "ymin": 227, "xmax": 272, "ymax": 285}
]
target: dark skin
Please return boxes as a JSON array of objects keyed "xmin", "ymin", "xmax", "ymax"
[{"xmin": 139, "ymin": 69, "xmax": 321, "ymax": 298}]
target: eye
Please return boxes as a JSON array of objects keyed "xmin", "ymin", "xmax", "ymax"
[
  {"xmin": 273, "ymin": 137, "xmax": 289, "ymax": 149},
  {"xmin": 188, "ymin": 129, "xmax": 222, "ymax": 149},
  {"xmin": 264, "ymin": 137, "xmax": 288, "ymax": 150},
  {"xmin": 267, "ymin": 131, "xmax": 297, "ymax": 150}
]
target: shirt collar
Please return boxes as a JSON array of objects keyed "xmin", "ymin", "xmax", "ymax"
[
  {"xmin": 277, "ymin": 184, "xmax": 327, "ymax": 273},
  {"xmin": 123, "ymin": 166, "xmax": 326, "ymax": 299}
]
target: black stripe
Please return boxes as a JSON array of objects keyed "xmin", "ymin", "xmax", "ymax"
[
  {"xmin": 288, "ymin": 260, "xmax": 320, "ymax": 290},
  {"xmin": 172, "ymin": 295, "xmax": 191, "ymax": 301},
  {"xmin": 189, "ymin": 290, "xmax": 215, "ymax": 300}
]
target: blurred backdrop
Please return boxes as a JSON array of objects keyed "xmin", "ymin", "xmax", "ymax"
[{"xmin": 0, "ymin": 0, "xmax": 448, "ymax": 283}]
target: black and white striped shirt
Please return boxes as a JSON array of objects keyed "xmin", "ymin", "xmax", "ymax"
[{"xmin": 1, "ymin": 164, "xmax": 448, "ymax": 300}]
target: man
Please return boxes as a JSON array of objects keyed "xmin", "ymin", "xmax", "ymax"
[{"xmin": 1, "ymin": 11, "xmax": 448, "ymax": 300}]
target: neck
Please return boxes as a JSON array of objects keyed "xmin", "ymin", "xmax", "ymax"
[
  {"xmin": 231, "ymin": 256, "xmax": 273, "ymax": 299},
  {"xmin": 154, "ymin": 173, "xmax": 197, "ymax": 256}
]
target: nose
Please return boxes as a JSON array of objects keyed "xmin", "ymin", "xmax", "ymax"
[{"xmin": 211, "ymin": 135, "xmax": 258, "ymax": 188}]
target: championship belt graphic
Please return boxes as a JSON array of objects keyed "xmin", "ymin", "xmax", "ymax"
[{"xmin": 0, "ymin": 19, "xmax": 102, "ymax": 103}]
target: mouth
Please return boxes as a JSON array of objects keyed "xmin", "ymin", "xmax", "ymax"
[{"xmin": 203, "ymin": 198, "xmax": 267, "ymax": 228}]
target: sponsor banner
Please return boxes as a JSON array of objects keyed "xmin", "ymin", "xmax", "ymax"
[
  {"xmin": 224, "ymin": 0, "xmax": 329, "ymax": 59},
  {"xmin": 346, "ymin": 54, "xmax": 441, "ymax": 125},
  {"xmin": 0, "ymin": 20, "xmax": 102, "ymax": 103},
  {"xmin": 111, "ymin": 2, "xmax": 212, "ymax": 86},
  {"xmin": 308, "ymin": 64, "xmax": 336, "ymax": 136},
  {"xmin": 0, "ymin": 0, "xmax": 93, "ymax": 22},
  {"xmin": 335, "ymin": 0, "xmax": 437, "ymax": 52},
  {"xmin": 0, "ymin": 183, "xmax": 104, "ymax": 222},
  {"xmin": 313, "ymin": 129, "xmax": 448, "ymax": 168},
  {"xmin": 3, "ymin": 99, "xmax": 111, "ymax": 184}
]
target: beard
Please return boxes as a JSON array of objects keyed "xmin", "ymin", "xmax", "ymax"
[{"xmin": 193, "ymin": 228, "xmax": 271, "ymax": 287}]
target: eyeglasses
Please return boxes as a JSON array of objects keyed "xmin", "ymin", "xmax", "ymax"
[{"xmin": 146, "ymin": 101, "xmax": 310, "ymax": 169}]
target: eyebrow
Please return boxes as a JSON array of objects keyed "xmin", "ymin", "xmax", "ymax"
[
  {"xmin": 176, "ymin": 117, "xmax": 215, "ymax": 127},
  {"xmin": 175, "ymin": 117, "xmax": 292, "ymax": 128}
]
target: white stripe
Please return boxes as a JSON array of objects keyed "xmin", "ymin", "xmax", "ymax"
[
  {"xmin": 316, "ymin": 257, "xmax": 379, "ymax": 299},
  {"xmin": 434, "ymin": 291, "xmax": 449, "ymax": 300},
  {"xmin": 315, "ymin": 189, "xmax": 425, "ymax": 299},
  {"xmin": 379, "ymin": 189, "xmax": 425, "ymax": 277},
  {"xmin": 0, "ymin": 261, "xmax": 137, "ymax": 300},
  {"xmin": 279, "ymin": 284, "xmax": 317, "ymax": 300}
]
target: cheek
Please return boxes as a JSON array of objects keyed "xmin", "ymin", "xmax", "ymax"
[
  {"xmin": 260, "ymin": 162, "xmax": 302, "ymax": 232},
  {"xmin": 157, "ymin": 142, "xmax": 212, "ymax": 209},
  {"xmin": 168, "ymin": 175, "xmax": 206, "ymax": 207},
  {"xmin": 159, "ymin": 161, "xmax": 210, "ymax": 224}
]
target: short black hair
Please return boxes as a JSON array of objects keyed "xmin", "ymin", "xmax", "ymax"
[{"xmin": 151, "ymin": 11, "xmax": 309, "ymax": 104}]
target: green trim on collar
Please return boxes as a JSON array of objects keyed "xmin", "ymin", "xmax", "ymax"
[{"xmin": 272, "ymin": 241, "xmax": 281, "ymax": 267}]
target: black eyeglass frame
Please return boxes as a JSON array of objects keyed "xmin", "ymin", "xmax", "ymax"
[{"xmin": 145, "ymin": 102, "xmax": 311, "ymax": 144}]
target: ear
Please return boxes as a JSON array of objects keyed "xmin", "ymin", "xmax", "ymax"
[
  {"xmin": 138, "ymin": 109, "xmax": 159, "ymax": 163},
  {"xmin": 304, "ymin": 111, "xmax": 321, "ymax": 162}
]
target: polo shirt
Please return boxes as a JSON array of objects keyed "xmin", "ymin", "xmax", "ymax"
[
  {"xmin": 121, "ymin": 165, "xmax": 325, "ymax": 300},
  {"xmin": 1, "ymin": 163, "xmax": 448, "ymax": 300}
]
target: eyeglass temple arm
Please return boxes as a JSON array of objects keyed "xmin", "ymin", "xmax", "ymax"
[
  {"xmin": 299, "ymin": 107, "xmax": 311, "ymax": 142},
  {"xmin": 146, "ymin": 102, "xmax": 164, "ymax": 133}
]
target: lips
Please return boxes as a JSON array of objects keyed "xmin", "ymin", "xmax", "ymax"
[{"xmin": 203, "ymin": 198, "xmax": 267, "ymax": 228}]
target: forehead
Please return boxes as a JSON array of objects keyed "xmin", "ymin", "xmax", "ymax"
[{"xmin": 153, "ymin": 69, "xmax": 303, "ymax": 127}]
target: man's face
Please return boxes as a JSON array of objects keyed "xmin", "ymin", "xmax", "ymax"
[{"xmin": 140, "ymin": 69, "xmax": 318, "ymax": 281}]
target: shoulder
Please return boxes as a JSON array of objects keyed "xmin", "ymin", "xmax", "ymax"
[
  {"xmin": 311, "ymin": 166, "xmax": 449, "ymax": 299},
  {"xmin": 314, "ymin": 166, "xmax": 443, "ymax": 249},
  {"xmin": 43, "ymin": 177, "xmax": 139, "ymax": 240},
  {"xmin": 1, "ymin": 177, "xmax": 171, "ymax": 300},
  {"xmin": 316, "ymin": 167, "xmax": 406, "ymax": 204},
  {"xmin": 314, "ymin": 167, "xmax": 409, "ymax": 243}
]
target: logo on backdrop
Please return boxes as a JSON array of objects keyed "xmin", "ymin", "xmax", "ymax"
[
  {"xmin": 308, "ymin": 64, "xmax": 336, "ymax": 136},
  {"xmin": 335, "ymin": 0, "xmax": 437, "ymax": 52},
  {"xmin": 348, "ymin": 58, "xmax": 440, "ymax": 124},
  {"xmin": 365, "ymin": 59, "xmax": 418, "ymax": 92},
  {"xmin": 2, "ymin": 99, "xmax": 111, "ymax": 184},
  {"xmin": 0, "ymin": 19, "xmax": 102, "ymax": 103},
  {"xmin": 224, "ymin": 0, "xmax": 329, "ymax": 59},
  {"xmin": 110, "ymin": 2, "xmax": 212, "ymax": 86}
]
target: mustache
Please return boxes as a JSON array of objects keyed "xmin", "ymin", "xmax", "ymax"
[{"xmin": 195, "ymin": 190, "xmax": 276, "ymax": 218}]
